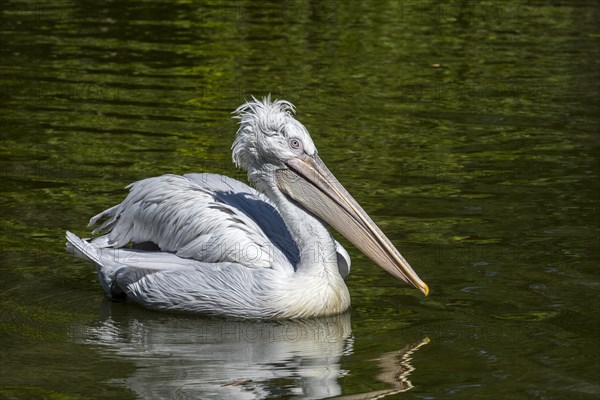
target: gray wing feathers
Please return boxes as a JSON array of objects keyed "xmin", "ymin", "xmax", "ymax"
[
  {"xmin": 66, "ymin": 230, "xmax": 278, "ymax": 317},
  {"xmin": 123, "ymin": 263, "xmax": 279, "ymax": 317},
  {"xmin": 186, "ymin": 173, "xmax": 299, "ymax": 264},
  {"xmin": 88, "ymin": 174, "xmax": 297, "ymax": 271}
]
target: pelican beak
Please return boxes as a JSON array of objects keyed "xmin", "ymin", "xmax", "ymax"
[{"xmin": 275, "ymin": 154, "xmax": 429, "ymax": 296}]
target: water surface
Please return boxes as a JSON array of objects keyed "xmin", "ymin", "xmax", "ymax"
[{"xmin": 1, "ymin": 1, "xmax": 598, "ymax": 399}]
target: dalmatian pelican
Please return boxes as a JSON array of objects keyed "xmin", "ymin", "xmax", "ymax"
[{"xmin": 66, "ymin": 97, "xmax": 428, "ymax": 319}]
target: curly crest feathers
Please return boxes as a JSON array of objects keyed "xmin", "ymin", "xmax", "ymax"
[
  {"xmin": 233, "ymin": 95, "xmax": 296, "ymax": 126},
  {"xmin": 231, "ymin": 96, "xmax": 297, "ymax": 174}
]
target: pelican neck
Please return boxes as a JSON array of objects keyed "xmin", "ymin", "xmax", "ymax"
[{"xmin": 254, "ymin": 173, "xmax": 339, "ymax": 276}]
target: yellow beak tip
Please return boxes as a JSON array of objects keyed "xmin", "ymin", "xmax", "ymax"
[{"xmin": 421, "ymin": 283, "xmax": 430, "ymax": 297}]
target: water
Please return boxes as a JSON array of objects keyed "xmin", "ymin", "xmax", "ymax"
[{"xmin": 1, "ymin": 1, "xmax": 598, "ymax": 399}]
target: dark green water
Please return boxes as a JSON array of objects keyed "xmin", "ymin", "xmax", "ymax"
[{"xmin": 1, "ymin": 1, "xmax": 598, "ymax": 399}]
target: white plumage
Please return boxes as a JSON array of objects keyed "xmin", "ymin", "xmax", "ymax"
[{"xmin": 67, "ymin": 97, "xmax": 427, "ymax": 319}]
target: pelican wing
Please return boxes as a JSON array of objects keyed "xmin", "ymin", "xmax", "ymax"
[
  {"xmin": 89, "ymin": 173, "xmax": 298, "ymax": 271},
  {"xmin": 66, "ymin": 231, "xmax": 279, "ymax": 317}
]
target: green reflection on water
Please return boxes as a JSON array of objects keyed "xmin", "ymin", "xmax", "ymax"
[{"xmin": 1, "ymin": 0, "xmax": 598, "ymax": 399}]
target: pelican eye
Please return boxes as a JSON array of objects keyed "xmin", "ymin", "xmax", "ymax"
[{"xmin": 289, "ymin": 138, "xmax": 301, "ymax": 149}]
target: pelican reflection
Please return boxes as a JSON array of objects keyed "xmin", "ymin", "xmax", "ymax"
[{"xmin": 73, "ymin": 301, "xmax": 428, "ymax": 399}]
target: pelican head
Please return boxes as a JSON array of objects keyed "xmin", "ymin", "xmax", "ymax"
[
  {"xmin": 232, "ymin": 98, "xmax": 316, "ymax": 180},
  {"xmin": 233, "ymin": 97, "xmax": 429, "ymax": 296}
]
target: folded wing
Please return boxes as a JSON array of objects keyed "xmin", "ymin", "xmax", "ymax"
[{"xmin": 89, "ymin": 173, "xmax": 299, "ymax": 272}]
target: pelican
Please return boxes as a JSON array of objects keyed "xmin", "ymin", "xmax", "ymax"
[{"xmin": 66, "ymin": 97, "xmax": 428, "ymax": 319}]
